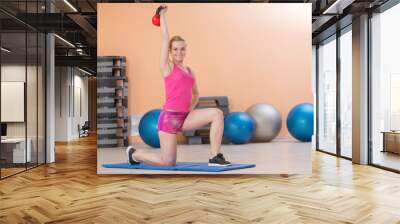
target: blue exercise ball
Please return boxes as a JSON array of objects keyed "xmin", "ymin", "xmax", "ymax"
[
  {"xmin": 139, "ymin": 109, "xmax": 162, "ymax": 148},
  {"xmin": 286, "ymin": 103, "xmax": 314, "ymax": 142},
  {"xmin": 224, "ymin": 112, "xmax": 255, "ymax": 144}
]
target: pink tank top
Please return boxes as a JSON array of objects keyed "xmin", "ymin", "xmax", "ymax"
[{"xmin": 162, "ymin": 64, "xmax": 195, "ymax": 112}]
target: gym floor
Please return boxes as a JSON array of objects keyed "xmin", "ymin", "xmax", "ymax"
[{"xmin": 97, "ymin": 141, "xmax": 311, "ymax": 174}]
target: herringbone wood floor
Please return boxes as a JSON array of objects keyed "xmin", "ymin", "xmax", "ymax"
[{"xmin": 1, "ymin": 135, "xmax": 400, "ymax": 224}]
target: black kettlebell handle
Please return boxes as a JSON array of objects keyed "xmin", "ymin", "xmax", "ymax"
[{"xmin": 156, "ymin": 6, "xmax": 165, "ymax": 15}]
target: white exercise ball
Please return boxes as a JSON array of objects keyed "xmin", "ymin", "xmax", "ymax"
[{"xmin": 245, "ymin": 103, "xmax": 282, "ymax": 142}]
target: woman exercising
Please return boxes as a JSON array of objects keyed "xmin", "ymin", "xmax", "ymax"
[{"xmin": 126, "ymin": 5, "xmax": 231, "ymax": 167}]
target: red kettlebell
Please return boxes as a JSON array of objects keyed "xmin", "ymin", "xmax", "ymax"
[
  {"xmin": 152, "ymin": 6, "xmax": 165, "ymax": 27},
  {"xmin": 152, "ymin": 14, "xmax": 160, "ymax": 26}
]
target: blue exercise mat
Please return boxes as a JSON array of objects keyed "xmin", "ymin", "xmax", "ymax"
[{"xmin": 102, "ymin": 162, "xmax": 255, "ymax": 172}]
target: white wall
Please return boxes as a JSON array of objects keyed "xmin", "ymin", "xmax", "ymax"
[
  {"xmin": 1, "ymin": 65, "xmax": 26, "ymax": 130},
  {"xmin": 1, "ymin": 64, "xmax": 46, "ymax": 163},
  {"xmin": 55, "ymin": 66, "xmax": 69, "ymax": 141},
  {"xmin": 55, "ymin": 67, "xmax": 89, "ymax": 141},
  {"xmin": 71, "ymin": 72, "xmax": 89, "ymax": 138},
  {"xmin": 1, "ymin": 65, "xmax": 35, "ymax": 138}
]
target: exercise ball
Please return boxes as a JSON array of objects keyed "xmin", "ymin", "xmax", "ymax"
[
  {"xmin": 286, "ymin": 103, "xmax": 314, "ymax": 142},
  {"xmin": 246, "ymin": 103, "xmax": 282, "ymax": 142},
  {"xmin": 139, "ymin": 109, "xmax": 162, "ymax": 148},
  {"xmin": 223, "ymin": 112, "xmax": 255, "ymax": 144}
]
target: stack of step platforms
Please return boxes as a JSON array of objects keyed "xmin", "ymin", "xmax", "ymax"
[
  {"xmin": 183, "ymin": 96, "xmax": 230, "ymax": 144},
  {"xmin": 97, "ymin": 56, "xmax": 129, "ymax": 148}
]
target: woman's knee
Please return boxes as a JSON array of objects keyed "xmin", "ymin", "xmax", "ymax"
[
  {"xmin": 160, "ymin": 157, "xmax": 176, "ymax": 166},
  {"xmin": 212, "ymin": 108, "xmax": 224, "ymax": 121}
]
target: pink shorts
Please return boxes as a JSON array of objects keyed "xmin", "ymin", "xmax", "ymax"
[{"xmin": 157, "ymin": 110, "xmax": 189, "ymax": 134}]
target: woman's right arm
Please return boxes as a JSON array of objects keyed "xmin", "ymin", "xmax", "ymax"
[{"xmin": 159, "ymin": 6, "xmax": 170, "ymax": 75}]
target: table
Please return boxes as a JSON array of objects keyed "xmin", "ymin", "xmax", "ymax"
[
  {"xmin": 1, "ymin": 138, "xmax": 32, "ymax": 163},
  {"xmin": 382, "ymin": 131, "xmax": 400, "ymax": 154}
]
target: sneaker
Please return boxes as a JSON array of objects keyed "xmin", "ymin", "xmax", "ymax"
[
  {"xmin": 126, "ymin": 146, "xmax": 140, "ymax": 165},
  {"xmin": 209, "ymin": 153, "xmax": 231, "ymax": 166}
]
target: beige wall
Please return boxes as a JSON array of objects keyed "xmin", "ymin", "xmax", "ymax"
[{"xmin": 98, "ymin": 3, "xmax": 312, "ymax": 138}]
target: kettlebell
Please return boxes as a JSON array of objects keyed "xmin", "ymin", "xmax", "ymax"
[{"xmin": 152, "ymin": 6, "xmax": 165, "ymax": 27}]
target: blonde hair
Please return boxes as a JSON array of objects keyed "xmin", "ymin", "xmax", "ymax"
[{"xmin": 169, "ymin": 35, "xmax": 185, "ymax": 51}]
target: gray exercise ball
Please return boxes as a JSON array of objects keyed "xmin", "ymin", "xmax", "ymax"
[{"xmin": 245, "ymin": 103, "xmax": 282, "ymax": 142}]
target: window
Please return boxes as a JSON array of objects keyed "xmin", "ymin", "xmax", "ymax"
[
  {"xmin": 339, "ymin": 27, "xmax": 352, "ymax": 158},
  {"xmin": 370, "ymin": 2, "xmax": 400, "ymax": 171},
  {"xmin": 318, "ymin": 35, "xmax": 337, "ymax": 155}
]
